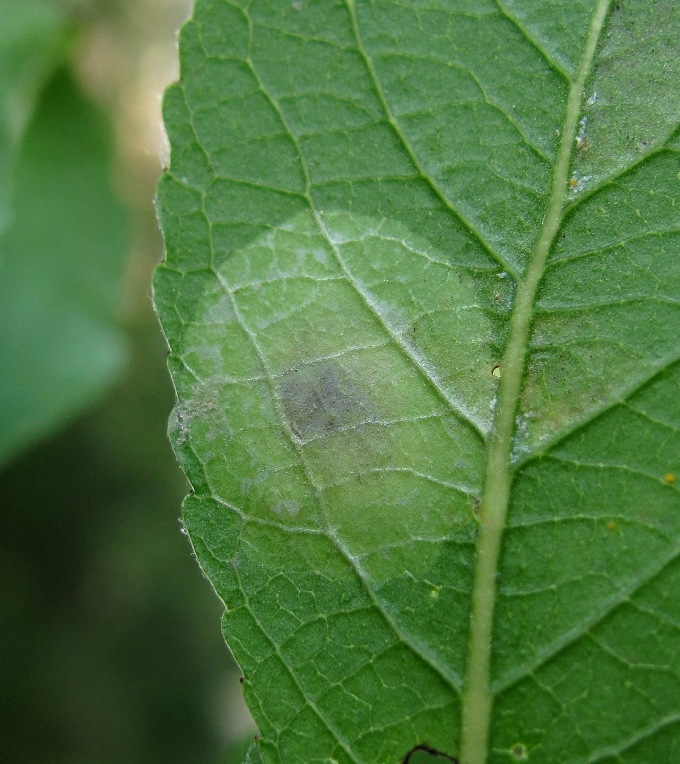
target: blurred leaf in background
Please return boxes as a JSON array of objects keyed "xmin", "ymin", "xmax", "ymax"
[
  {"xmin": 0, "ymin": 0, "xmax": 254, "ymax": 760},
  {"xmin": 0, "ymin": 0, "xmax": 128, "ymax": 465},
  {"xmin": 0, "ymin": 0, "xmax": 66, "ymax": 234},
  {"xmin": 0, "ymin": 66, "xmax": 128, "ymax": 465}
]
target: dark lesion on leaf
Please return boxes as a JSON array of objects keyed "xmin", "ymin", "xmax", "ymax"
[
  {"xmin": 280, "ymin": 361, "xmax": 375, "ymax": 441},
  {"xmin": 402, "ymin": 744, "xmax": 459, "ymax": 763}
]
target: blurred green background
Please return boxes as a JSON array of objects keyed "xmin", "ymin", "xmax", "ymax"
[{"xmin": 0, "ymin": 1, "xmax": 254, "ymax": 761}]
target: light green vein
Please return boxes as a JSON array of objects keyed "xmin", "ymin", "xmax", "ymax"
[
  {"xmin": 344, "ymin": 0, "xmax": 521, "ymax": 282},
  {"xmin": 241, "ymin": 11, "xmax": 487, "ymax": 440},
  {"xmin": 587, "ymin": 712, "xmax": 680, "ymax": 763},
  {"xmin": 563, "ymin": 139, "xmax": 680, "ymax": 213},
  {"xmin": 208, "ymin": 262, "xmax": 365, "ymax": 761},
  {"xmin": 493, "ymin": 0, "xmax": 571, "ymax": 81},
  {"xmin": 494, "ymin": 546, "xmax": 680, "ymax": 695},
  {"xmin": 513, "ymin": 349, "xmax": 680, "ymax": 469},
  {"xmin": 210, "ymin": 190, "xmax": 464, "ymax": 704},
  {"xmin": 220, "ymin": 11, "xmax": 469, "ymax": 696},
  {"xmin": 214, "ymin": 254, "xmax": 464, "ymax": 698},
  {"xmin": 458, "ymin": 1, "xmax": 613, "ymax": 762},
  {"xmin": 233, "ymin": 565, "xmax": 363, "ymax": 763}
]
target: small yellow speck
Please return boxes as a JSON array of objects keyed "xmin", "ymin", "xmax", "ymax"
[
  {"xmin": 664, "ymin": 473, "xmax": 676, "ymax": 485},
  {"xmin": 430, "ymin": 589, "xmax": 440, "ymax": 599},
  {"xmin": 568, "ymin": 178, "xmax": 578, "ymax": 189},
  {"xmin": 492, "ymin": 365, "xmax": 501, "ymax": 379},
  {"xmin": 607, "ymin": 520, "xmax": 617, "ymax": 531}
]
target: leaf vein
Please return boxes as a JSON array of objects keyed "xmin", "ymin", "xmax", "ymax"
[
  {"xmin": 344, "ymin": 0, "xmax": 521, "ymax": 280},
  {"xmin": 514, "ymin": 352, "xmax": 680, "ymax": 468},
  {"xmin": 494, "ymin": 546, "xmax": 680, "ymax": 694}
]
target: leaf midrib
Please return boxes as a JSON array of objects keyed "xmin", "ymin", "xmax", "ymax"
[
  {"xmin": 241, "ymin": 0, "xmax": 615, "ymax": 758},
  {"xmin": 186, "ymin": 0, "xmax": 619, "ymax": 759},
  {"xmin": 458, "ymin": 2, "xmax": 614, "ymax": 762}
]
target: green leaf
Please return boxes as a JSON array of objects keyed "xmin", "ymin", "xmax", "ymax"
[
  {"xmin": 155, "ymin": 1, "xmax": 680, "ymax": 762},
  {"xmin": 0, "ymin": 69, "xmax": 129, "ymax": 465},
  {"xmin": 0, "ymin": 0, "xmax": 67, "ymax": 234},
  {"xmin": 243, "ymin": 741, "xmax": 263, "ymax": 764},
  {"xmin": 245, "ymin": 743, "xmax": 262, "ymax": 764}
]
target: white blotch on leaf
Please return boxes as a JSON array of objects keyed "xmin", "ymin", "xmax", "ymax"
[{"xmin": 273, "ymin": 499, "xmax": 301, "ymax": 516}]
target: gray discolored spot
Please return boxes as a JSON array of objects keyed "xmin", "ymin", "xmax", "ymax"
[{"xmin": 280, "ymin": 361, "xmax": 375, "ymax": 441}]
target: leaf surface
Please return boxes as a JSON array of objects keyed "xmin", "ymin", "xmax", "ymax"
[
  {"xmin": 155, "ymin": 1, "xmax": 680, "ymax": 761},
  {"xmin": 0, "ymin": 69, "xmax": 129, "ymax": 465},
  {"xmin": 0, "ymin": 0, "xmax": 66, "ymax": 235}
]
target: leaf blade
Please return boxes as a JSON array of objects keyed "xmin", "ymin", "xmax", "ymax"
[
  {"xmin": 0, "ymin": 70, "xmax": 129, "ymax": 465},
  {"xmin": 155, "ymin": 1, "xmax": 680, "ymax": 761}
]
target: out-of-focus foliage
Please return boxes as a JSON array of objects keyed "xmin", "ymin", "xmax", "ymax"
[
  {"xmin": 0, "ymin": 68, "xmax": 128, "ymax": 465},
  {"xmin": 0, "ymin": 0, "xmax": 254, "ymax": 760},
  {"xmin": 0, "ymin": 0, "xmax": 128, "ymax": 465},
  {"xmin": 0, "ymin": 0, "xmax": 65, "ymax": 233},
  {"xmin": 0, "ymin": 322, "xmax": 232, "ymax": 763}
]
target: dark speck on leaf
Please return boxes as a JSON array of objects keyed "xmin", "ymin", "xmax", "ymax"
[{"xmin": 403, "ymin": 744, "xmax": 459, "ymax": 763}]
